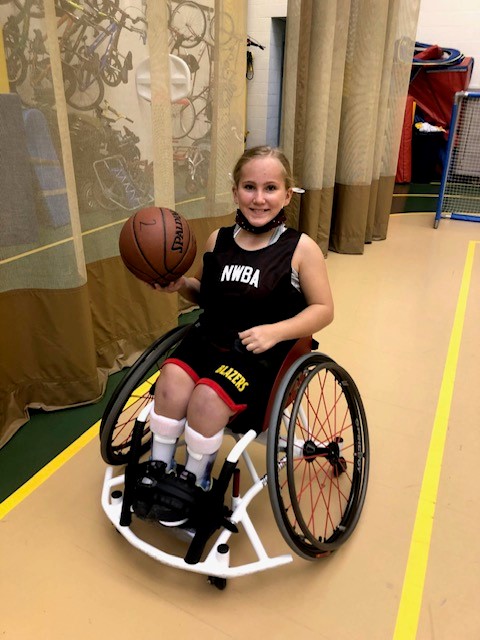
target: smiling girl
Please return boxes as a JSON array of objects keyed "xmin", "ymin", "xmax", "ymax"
[{"xmin": 135, "ymin": 146, "xmax": 334, "ymax": 526}]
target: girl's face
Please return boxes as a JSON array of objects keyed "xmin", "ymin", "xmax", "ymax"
[{"xmin": 233, "ymin": 157, "xmax": 293, "ymax": 229}]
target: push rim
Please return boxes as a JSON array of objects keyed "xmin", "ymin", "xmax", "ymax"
[{"xmin": 267, "ymin": 353, "xmax": 369, "ymax": 558}]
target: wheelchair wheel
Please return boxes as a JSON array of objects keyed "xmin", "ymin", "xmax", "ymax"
[
  {"xmin": 100, "ymin": 323, "xmax": 192, "ymax": 465},
  {"xmin": 267, "ymin": 353, "xmax": 369, "ymax": 559}
]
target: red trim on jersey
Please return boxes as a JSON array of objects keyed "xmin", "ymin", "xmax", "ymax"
[{"xmin": 197, "ymin": 378, "xmax": 248, "ymax": 414}]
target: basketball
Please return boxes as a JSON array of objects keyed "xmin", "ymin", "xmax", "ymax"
[{"xmin": 118, "ymin": 206, "xmax": 197, "ymax": 286}]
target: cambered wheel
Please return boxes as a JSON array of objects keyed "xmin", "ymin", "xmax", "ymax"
[
  {"xmin": 267, "ymin": 353, "xmax": 369, "ymax": 559},
  {"xmin": 100, "ymin": 323, "xmax": 192, "ymax": 465}
]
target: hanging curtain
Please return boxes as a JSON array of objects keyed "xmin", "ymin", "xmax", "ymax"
[
  {"xmin": 0, "ymin": 0, "xmax": 246, "ymax": 447},
  {"xmin": 282, "ymin": 0, "xmax": 420, "ymax": 255}
]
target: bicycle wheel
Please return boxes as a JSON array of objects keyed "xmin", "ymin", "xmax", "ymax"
[
  {"xmin": 30, "ymin": 59, "xmax": 76, "ymax": 105},
  {"xmin": 187, "ymin": 92, "xmax": 211, "ymax": 140},
  {"xmin": 172, "ymin": 99, "xmax": 195, "ymax": 140},
  {"xmin": 267, "ymin": 353, "xmax": 369, "ymax": 559},
  {"xmin": 101, "ymin": 51, "xmax": 123, "ymax": 87},
  {"xmin": 169, "ymin": 0, "xmax": 206, "ymax": 49},
  {"xmin": 2, "ymin": 22, "xmax": 27, "ymax": 87},
  {"xmin": 100, "ymin": 323, "xmax": 192, "ymax": 465},
  {"xmin": 65, "ymin": 57, "xmax": 104, "ymax": 111},
  {"xmin": 209, "ymin": 10, "xmax": 234, "ymax": 46}
]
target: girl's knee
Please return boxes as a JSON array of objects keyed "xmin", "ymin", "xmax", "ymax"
[
  {"xmin": 187, "ymin": 384, "xmax": 234, "ymax": 437},
  {"xmin": 154, "ymin": 363, "xmax": 195, "ymax": 414}
]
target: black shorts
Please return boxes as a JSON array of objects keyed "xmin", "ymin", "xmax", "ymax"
[{"xmin": 164, "ymin": 322, "xmax": 292, "ymax": 431}]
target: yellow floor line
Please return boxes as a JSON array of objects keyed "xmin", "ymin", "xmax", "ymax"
[
  {"xmin": 393, "ymin": 240, "xmax": 477, "ymax": 639},
  {"xmin": 0, "ymin": 238, "xmax": 477, "ymax": 632},
  {"xmin": 0, "ymin": 372, "xmax": 159, "ymax": 521},
  {"xmin": 0, "ymin": 421, "xmax": 100, "ymax": 520}
]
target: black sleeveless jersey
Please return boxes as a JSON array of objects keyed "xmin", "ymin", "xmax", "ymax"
[{"xmin": 198, "ymin": 225, "xmax": 307, "ymax": 348}]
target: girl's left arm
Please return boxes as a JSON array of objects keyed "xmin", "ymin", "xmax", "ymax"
[{"xmin": 239, "ymin": 234, "xmax": 334, "ymax": 353}]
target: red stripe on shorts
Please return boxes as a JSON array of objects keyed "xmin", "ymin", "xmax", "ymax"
[
  {"xmin": 196, "ymin": 378, "xmax": 248, "ymax": 414},
  {"xmin": 163, "ymin": 358, "xmax": 200, "ymax": 383}
]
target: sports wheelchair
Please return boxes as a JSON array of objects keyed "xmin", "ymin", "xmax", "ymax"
[{"xmin": 100, "ymin": 322, "xmax": 369, "ymax": 590}]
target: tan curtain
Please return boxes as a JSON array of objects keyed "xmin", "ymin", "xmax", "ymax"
[
  {"xmin": 0, "ymin": 0, "xmax": 246, "ymax": 447},
  {"xmin": 282, "ymin": 0, "xmax": 420, "ymax": 255}
]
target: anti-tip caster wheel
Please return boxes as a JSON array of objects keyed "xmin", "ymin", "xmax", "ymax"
[{"xmin": 208, "ymin": 576, "xmax": 227, "ymax": 590}]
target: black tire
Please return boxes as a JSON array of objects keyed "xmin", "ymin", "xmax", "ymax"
[
  {"xmin": 100, "ymin": 323, "xmax": 192, "ymax": 465},
  {"xmin": 267, "ymin": 353, "xmax": 369, "ymax": 559},
  {"xmin": 65, "ymin": 58, "xmax": 104, "ymax": 111},
  {"xmin": 208, "ymin": 576, "xmax": 227, "ymax": 590},
  {"xmin": 2, "ymin": 22, "xmax": 27, "ymax": 87},
  {"xmin": 101, "ymin": 51, "xmax": 123, "ymax": 87},
  {"xmin": 169, "ymin": 0, "xmax": 207, "ymax": 49}
]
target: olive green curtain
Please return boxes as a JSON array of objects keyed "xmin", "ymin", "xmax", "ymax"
[
  {"xmin": 0, "ymin": 0, "xmax": 246, "ymax": 447},
  {"xmin": 282, "ymin": 0, "xmax": 420, "ymax": 254}
]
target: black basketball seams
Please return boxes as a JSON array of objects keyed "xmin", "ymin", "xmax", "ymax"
[
  {"xmin": 160, "ymin": 207, "xmax": 168, "ymax": 272},
  {"xmin": 120, "ymin": 207, "xmax": 195, "ymax": 284},
  {"xmin": 165, "ymin": 209, "xmax": 186, "ymax": 271},
  {"xmin": 132, "ymin": 211, "xmax": 164, "ymax": 278},
  {"xmin": 121, "ymin": 254, "xmax": 158, "ymax": 283},
  {"xmin": 170, "ymin": 231, "xmax": 195, "ymax": 273}
]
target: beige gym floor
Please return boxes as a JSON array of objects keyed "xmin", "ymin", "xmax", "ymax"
[{"xmin": 1, "ymin": 212, "xmax": 479, "ymax": 639}]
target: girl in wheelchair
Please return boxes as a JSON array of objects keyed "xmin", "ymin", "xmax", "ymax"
[{"xmin": 135, "ymin": 145, "xmax": 334, "ymax": 527}]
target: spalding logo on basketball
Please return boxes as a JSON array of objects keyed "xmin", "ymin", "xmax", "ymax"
[{"xmin": 118, "ymin": 206, "xmax": 197, "ymax": 286}]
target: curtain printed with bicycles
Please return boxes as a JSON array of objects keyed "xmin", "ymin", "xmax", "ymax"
[
  {"xmin": 282, "ymin": 0, "xmax": 420, "ymax": 254},
  {"xmin": 0, "ymin": 0, "xmax": 246, "ymax": 447}
]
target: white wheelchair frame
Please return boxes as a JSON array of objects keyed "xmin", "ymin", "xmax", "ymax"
[
  {"xmin": 100, "ymin": 325, "xmax": 369, "ymax": 589},
  {"xmin": 102, "ymin": 405, "xmax": 295, "ymax": 583}
]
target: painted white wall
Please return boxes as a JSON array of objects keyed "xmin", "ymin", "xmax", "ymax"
[
  {"xmin": 416, "ymin": 0, "xmax": 480, "ymax": 88},
  {"xmin": 246, "ymin": 0, "xmax": 479, "ymax": 147}
]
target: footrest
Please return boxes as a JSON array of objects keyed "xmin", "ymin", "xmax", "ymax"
[{"xmin": 133, "ymin": 461, "xmax": 200, "ymax": 524}]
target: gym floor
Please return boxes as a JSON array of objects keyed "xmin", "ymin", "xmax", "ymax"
[{"xmin": 1, "ymin": 201, "xmax": 480, "ymax": 639}]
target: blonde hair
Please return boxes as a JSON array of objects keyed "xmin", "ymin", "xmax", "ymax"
[{"xmin": 232, "ymin": 146, "xmax": 295, "ymax": 190}]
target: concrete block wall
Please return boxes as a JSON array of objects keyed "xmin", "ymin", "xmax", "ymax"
[{"xmin": 246, "ymin": 0, "xmax": 288, "ymax": 148}]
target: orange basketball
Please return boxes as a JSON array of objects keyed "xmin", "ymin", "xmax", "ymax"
[{"xmin": 118, "ymin": 206, "xmax": 197, "ymax": 286}]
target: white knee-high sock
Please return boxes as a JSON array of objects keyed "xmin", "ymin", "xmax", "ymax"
[
  {"xmin": 149, "ymin": 408, "xmax": 186, "ymax": 468},
  {"xmin": 184, "ymin": 422, "xmax": 224, "ymax": 488}
]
